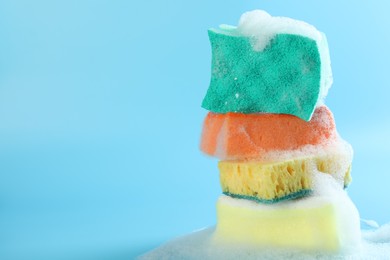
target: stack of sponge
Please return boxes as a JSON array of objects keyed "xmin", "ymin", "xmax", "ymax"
[{"xmin": 200, "ymin": 10, "xmax": 360, "ymax": 252}]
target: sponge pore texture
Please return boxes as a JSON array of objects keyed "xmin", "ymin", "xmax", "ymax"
[{"xmin": 202, "ymin": 30, "xmax": 321, "ymax": 121}]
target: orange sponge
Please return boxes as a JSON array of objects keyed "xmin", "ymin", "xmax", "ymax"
[{"xmin": 200, "ymin": 106, "xmax": 336, "ymax": 160}]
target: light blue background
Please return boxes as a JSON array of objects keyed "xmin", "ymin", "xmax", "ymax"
[{"xmin": 1, "ymin": 1, "xmax": 389, "ymax": 259}]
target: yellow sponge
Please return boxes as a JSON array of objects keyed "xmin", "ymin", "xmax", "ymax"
[
  {"xmin": 219, "ymin": 155, "xmax": 351, "ymax": 203},
  {"xmin": 213, "ymin": 195, "xmax": 360, "ymax": 252}
]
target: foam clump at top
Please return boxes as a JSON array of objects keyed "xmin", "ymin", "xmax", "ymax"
[
  {"xmin": 202, "ymin": 10, "xmax": 332, "ymax": 121},
  {"xmin": 235, "ymin": 10, "xmax": 332, "ymax": 103},
  {"xmin": 237, "ymin": 10, "xmax": 321, "ymax": 51}
]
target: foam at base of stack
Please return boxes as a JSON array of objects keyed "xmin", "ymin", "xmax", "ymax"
[
  {"xmin": 138, "ymin": 174, "xmax": 390, "ymax": 260},
  {"xmin": 213, "ymin": 192, "xmax": 360, "ymax": 252},
  {"xmin": 219, "ymin": 153, "xmax": 351, "ymax": 203},
  {"xmin": 139, "ymin": 225, "xmax": 390, "ymax": 260}
]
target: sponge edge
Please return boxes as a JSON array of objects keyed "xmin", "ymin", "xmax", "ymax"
[
  {"xmin": 213, "ymin": 191, "xmax": 361, "ymax": 252},
  {"xmin": 202, "ymin": 10, "xmax": 332, "ymax": 121},
  {"xmin": 202, "ymin": 31, "xmax": 321, "ymax": 121},
  {"xmin": 202, "ymin": 10, "xmax": 333, "ymax": 121},
  {"xmin": 219, "ymin": 153, "xmax": 352, "ymax": 204}
]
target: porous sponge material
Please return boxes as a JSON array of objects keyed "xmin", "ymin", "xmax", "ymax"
[
  {"xmin": 201, "ymin": 106, "xmax": 336, "ymax": 161},
  {"xmin": 219, "ymin": 153, "xmax": 352, "ymax": 204},
  {"xmin": 213, "ymin": 193, "xmax": 360, "ymax": 252},
  {"xmin": 201, "ymin": 10, "xmax": 332, "ymax": 121}
]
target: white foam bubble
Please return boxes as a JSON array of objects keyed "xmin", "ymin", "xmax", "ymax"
[{"xmin": 237, "ymin": 10, "xmax": 321, "ymax": 52}]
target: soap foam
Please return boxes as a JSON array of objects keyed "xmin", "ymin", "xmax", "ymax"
[
  {"xmin": 252, "ymin": 135, "xmax": 353, "ymax": 171},
  {"xmin": 138, "ymin": 172, "xmax": 388, "ymax": 259},
  {"xmin": 363, "ymin": 224, "xmax": 390, "ymax": 243},
  {"xmin": 310, "ymin": 170, "xmax": 362, "ymax": 252},
  {"xmin": 361, "ymin": 219, "xmax": 380, "ymax": 229},
  {"xmin": 139, "ymin": 180, "xmax": 389, "ymax": 260},
  {"xmin": 237, "ymin": 10, "xmax": 321, "ymax": 52},
  {"xmin": 215, "ymin": 171, "xmax": 361, "ymax": 252},
  {"xmin": 139, "ymin": 169, "xmax": 370, "ymax": 259},
  {"xmin": 138, "ymin": 226, "xmax": 390, "ymax": 260}
]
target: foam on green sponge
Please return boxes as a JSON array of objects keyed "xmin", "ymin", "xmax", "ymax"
[{"xmin": 202, "ymin": 10, "xmax": 332, "ymax": 121}]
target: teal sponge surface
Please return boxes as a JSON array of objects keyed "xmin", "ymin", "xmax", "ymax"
[{"xmin": 202, "ymin": 30, "xmax": 322, "ymax": 121}]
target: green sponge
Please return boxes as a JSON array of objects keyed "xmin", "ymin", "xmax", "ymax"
[{"xmin": 202, "ymin": 29, "xmax": 322, "ymax": 121}]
